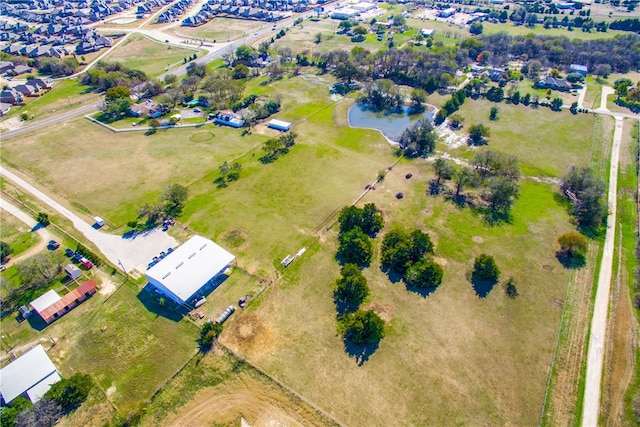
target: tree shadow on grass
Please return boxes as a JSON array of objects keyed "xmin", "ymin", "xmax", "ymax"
[
  {"xmin": 333, "ymin": 295, "xmax": 360, "ymax": 317},
  {"xmin": 343, "ymin": 339, "xmax": 380, "ymax": 366},
  {"xmin": 473, "ymin": 207, "xmax": 513, "ymax": 226},
  {"xmin": 380, "ymin": 266, "xmax": 403, "ymax": 284},
  {"xmin": 335, "ymin": 253, "xmax": 370, "ymax": 269},
  {"xmin": 555, "ymin": 251, "xmax": 587, "ymax": 269},
  {"xmin": 405, "ymin": 284, "xmax": 438, "ymax": 298},
  {"xmin": 471, "ymin": 277, "xmax": 498, "ymax": 298}
]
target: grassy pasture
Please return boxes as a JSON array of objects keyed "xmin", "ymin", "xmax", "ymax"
[
  {"xmin": 221, "ymin": 172, "xmax": 578, "ymax": 426},
  {"xmin": 102, "ymin": 34, "xmax": 201, "ymax": 77},
  {"xmin": 440, "ymin": 98, "xmax": 598, "ymax": 177},
  {"xmin": 0, "ymin": 211, "xmax": 39, "ymax": 258},
  {"xmin": 482, "ymin": 22, "xmax": 628, "ymax": 40},
  {"xmin": 2, "ymin": 79, "xmax": 101, "ymax": 122},
  {"xmin": 169, "ymin": 17, "xmax": 260, "ymax": 42},
  {"xmin": 0, "ymin": 119, "xmax": 267, "ymax": 227}
]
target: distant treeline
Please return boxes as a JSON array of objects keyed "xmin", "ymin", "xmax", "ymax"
[{"xmin": 609, "ymin": 18, "xmax": 640, "ymax": 34}]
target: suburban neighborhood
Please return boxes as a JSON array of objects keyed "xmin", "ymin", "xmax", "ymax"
[{"xmin": 0, "ymin": 0, "xmax": 639, "ymax": 425}]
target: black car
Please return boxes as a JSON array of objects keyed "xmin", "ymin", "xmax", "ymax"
[{"xmin": 48, "ymin": 240, "xmax": 60, "ymax": 250}]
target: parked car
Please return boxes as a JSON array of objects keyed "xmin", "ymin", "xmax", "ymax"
[
  {"xmin": 48, "ymin": 240, "xmax": 60, "ymax": 249},
  {"xmin": 80, "ymin": 258, "xmax": 93, "ymax": 269},
  {"xmin": 65, "ymin": 248, "xmax": 74, "ymax": 257}
]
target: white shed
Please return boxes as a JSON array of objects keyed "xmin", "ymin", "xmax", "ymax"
[{"xmin": 267, "ymin": 119, "xmax": 292, "ymax": 131}]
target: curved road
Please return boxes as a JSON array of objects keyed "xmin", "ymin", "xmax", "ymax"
[{"xmin": 0, "ymin": 166, "xmax": 177, "ymax": 274}]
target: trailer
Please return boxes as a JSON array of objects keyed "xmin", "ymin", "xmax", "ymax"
[{"xmin": 215, "ymin": 305, "xmax": 236, "ymax": 324}]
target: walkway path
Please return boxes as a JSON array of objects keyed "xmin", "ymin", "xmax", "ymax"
[
  {"xmin": 0, "ymin": 167, "xmax": 177, "ymax": 274},
  {"xmin": 581, "ymin": 116, "xmax": 623, "ymax": 427},
  {"xmin": 0, "ymin": 197, "xmax": 54, "ymax": 266}
]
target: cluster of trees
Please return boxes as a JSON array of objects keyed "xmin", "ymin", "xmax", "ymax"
[
  {"xmin": 381, "ymin": 227, "xmax": 443, "ymax": 290},
  {"xmin": 336, "ymin": 203, "xmax": 384, "ymax": 267},
  {"xmin": 609, "ymin": 18, "xmax": 640, "ymax": 33},
  {"xmin": 102, "ymin": 85, "xmax": 132, "ymax": 119},
  {"xmin": 475, "ymin": 33, "xmax": 640, "ymax": 74},
  {"xmin": 134, "ymin": 183, "xmax": 188, "ymax": 228},
  {"xmin": 614, "ymin": 78, "xmax": 640, "ymax": 112},
  {"xmin": 560, "ymin": 166, "xmax": 607, "ymax": 232},
  {"xmin": 82, "ymin": 62, "xmax": 154, "ymax": 93},
  {"xmin": 260, "ymin": 132, "xmax": 297, "ymax": 163},
  {"xmin": 399, "ymin": 117, "xmax": 437, "ymax": 158},
  {"xmin": 432, "ymin": 151, "xmax": 520, "ymax": 221},
  {"xmin": 1, "ymin": 251, "xmax": 66, "ymax": 310},
  {"xmin": 434, "ymin": 90, "xmax": 467, "ymax": 125},
  {"xmin": 358, "ymin": 79, "xmax": 403, "ymax": 112},
  {"xmin": 1, "ymin": 373, "xmax": 94, "ymax": 427},
  {"xmin": 215, "ymin": 161, "xmax": 242, "ymax": 188},
  {"xmin": 332, "ymin": 204, "xmax": 386, "ymax": 350}
]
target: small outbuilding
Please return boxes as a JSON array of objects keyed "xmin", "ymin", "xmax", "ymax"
[
  {"xmin": 267, "ymin": 119, "xmax": 292, "ymax": 131},
  {"xmin": 0, "ymin": 345, "xmax": 61, "ymax": 404},
  {"xmin": 64, "ymin": 264, "xmax": 82, "ymax": 280}
]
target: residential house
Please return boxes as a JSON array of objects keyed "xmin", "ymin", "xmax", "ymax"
[
  {"xmin": 0, "ymin": 89, "xmax": 24, "ymax": 105},
  {"xmin": 535, "ymin": 76, "xmax": 573, "ymax": 91},
  {"xmin": 130, "ymin": 99, "xmax": 165, "ymax": 118}
]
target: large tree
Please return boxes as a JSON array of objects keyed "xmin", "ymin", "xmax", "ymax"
[
  {"xmin": 338, "ymin": 203, "xmax": 384, "ymax": 236},
  {"xmin": 44, "ymin": 373, "xmax": 94, "ymax": 411},
  {"xmin": 381, "ymin": 228, "xmax": 434, "ymax": 275},
  {"xmin": 472, "ymin": 254, "xmax": 500, "ymax": 282},
  {"xmin": 399, "ymin": 117, "xmax": 437, "ymax": 158},
  {"xmin": 337, "ymin": 227, "xmax": 373, "ymax": 266},
  {"xmin": 468, "ymin": 123, "xmax": 490, "ymax": 146},
  {"xmin": 17, "ymin": 251, "xmax": 65, "ymax": 290},
  {"xmin": 161, "ymin": 184, "xmax": 188, "ymax": 217},
  {"xmin": 404, "ymin": 258, "xmax": 443, "ymax": 288},
  {"xmin": 340, "ymin": 310, "xmax": 385, "ymax": 344},
  {"xmin": 1, "ymin": 241, "xmax": 13, "ymax": 263},
  {"xmin": 433, "ymin": 158, "xmax": 454, "ymax": 185},
  {"xmin": 482, "ymin": 177, "xmax": 519, "ymax": 214},
  {"xmin": 335, "ymin": 263, "xmax": 370, "ymax": 307},
  {"xmin": 561, "ymin": 166, "xmax": 607, "ymax": 230}
]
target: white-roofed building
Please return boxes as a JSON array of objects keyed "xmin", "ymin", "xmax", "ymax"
[
  {"xmin": 30, "ymin": 290, "xmax": 61, "ymax": 314},
  {"xmin": 0, "ymin": 345, "xmax": 61, "ymax": 404},
  {"xmin": 145, "ymin": 235, "xmax": 235, "ymax": 306}
]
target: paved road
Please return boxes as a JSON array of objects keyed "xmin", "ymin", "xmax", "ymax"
[
  {"xmin": 581, "ymin": 115, "xmax": 623, "ymax": 427},
  {"xmin": 1, "ymin": 103, "xmax": 99, "ymax": 140},
  {"xmin": 0, "ymin": 197, "xmax": 54, "ymax": 266},
  {"xmin": 0, "ymin": 166, "xmax": 178, "ymax": 274}
]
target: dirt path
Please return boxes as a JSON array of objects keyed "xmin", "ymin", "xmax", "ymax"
[
  {"xmin": 0, "ymin": 196, "xmax": 53, "ymax": 266},
  {"xmin": 581, "ymin": 116, "xmax": 623, "ymax": 426}
]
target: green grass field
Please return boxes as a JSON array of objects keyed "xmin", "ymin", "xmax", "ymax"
[
  {"xmin": 2, "ymin": 79, "xmax": 101, "ymax": 122},
  {"xmin": 482, "ymin": 22, "xmax": 628, "ymax": 40},
  {"xmin": 170, "ymin": 17, "xmax": 259, "ymax": 42},
  {"xmin": 0, "ymin": 277, "xmax": 200, "ymax": 417},
  {"xmin": 440, "ymin": 98, "xmax": 597, "ymax": 177},
  {"xmin": 102, "ymin": 34, "xmax": 201, "ymax": 77},
  {"xmin": 0, "ymin": 211, "xmax": 39, "ymax": 258}
]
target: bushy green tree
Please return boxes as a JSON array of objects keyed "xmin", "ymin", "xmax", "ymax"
[
  {"xmin": 404, "ymin": 258, "xmax": 443, "ymax": 288},
  {"xmin": 399, "ymin": 117, "xmax": 437, "ymax": 157},
  {"xmin": 340, "ymin": 310, "xmax": 385, "ymax": 344},
  {"xmin": 1, "ymin": 241, "xmax": 13, "ymax": 263},
  {"xmin": 381, "ymin": 228, "xmax": 434, "ymax": 275},
  {"xmin": 44, "ymin": 373, "xmax": 94, "ymax": 411},
  {"xmin": 337, "ymin": 227, "xmax": 373, "ymax": 266},
  {"xmin": 338, "ymin": 203, "xmax": 384, "ymax": 236},
  {"xmin": 561, "ymin": 166, "xmax": 607, "ymax": 231},
  {"xmin": 472, "ymin": 254, "xmax": 500, "ymax": 282},
  {"xmin": 334, "ymin": 263, "xmax": 369, "ymax": 307},
  {"xmin": 199, "ymin": 321, "xmax": 223, "ymax": 349}
]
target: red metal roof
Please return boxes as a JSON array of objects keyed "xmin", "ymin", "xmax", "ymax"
[{"xmin": 37, "ymin": 280, "xmax": 97, "ymax": 321}]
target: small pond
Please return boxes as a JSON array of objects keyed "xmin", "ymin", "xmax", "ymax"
[{"xmin": 348, "ymin": 104, "xmax": 435, "ymax": 143}]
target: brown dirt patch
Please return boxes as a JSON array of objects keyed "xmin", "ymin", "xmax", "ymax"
[
  {"xmin": 160, "ymin": 373, "xmax": 330, "ymax": 427},
  {"xmin": 221, "ymin": 312, "xmax": 277, "ymax": 357},
  {"xmin": 472, "ymin": 236, "xmax": 483, "ymax": 243},
  {"xmin": 362, "ymin": 301, "xmax": 394, "ymax": 322}
]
